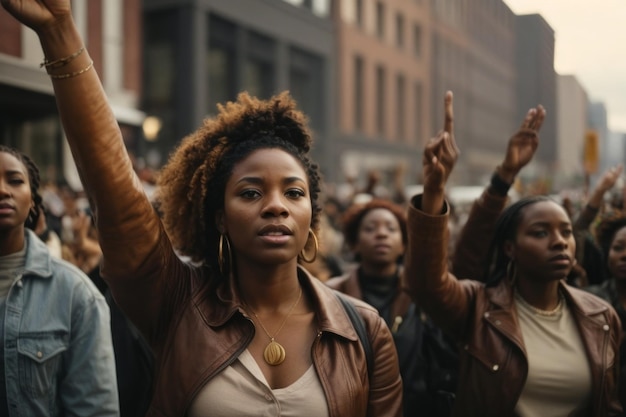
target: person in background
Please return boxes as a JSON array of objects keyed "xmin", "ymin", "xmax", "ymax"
[
  {"xmin": 405, "ymin": 91, "xmax": 622, "ymax": 416},
  {"xmin": 327, "ymin": 198, "xmax": 458, "ymax": 416},
  {"xmin": 0, "ymin": 145, "xmax": 118, "ymax": 416},
  {"xmin": 586, "ymin": 211, "xmax": 626, "ymax": 409},
  {"xmin": 570, "ymin": 164, "xmax": 623, "ymax": 287},
  {"xmin": 0, "ymin": 1, "xmax": 403, "ymax": 416}
]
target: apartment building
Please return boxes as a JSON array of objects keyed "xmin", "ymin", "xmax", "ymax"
[
  {"xmin": 515, "ymin": 13, "xmax": 558, "ymax": 182},
  {"xmin": 332, "ymin": 0, "xmax": 431, "ymax": 186},
  {"xmin": 430, "ymin": 0, "xmax": 518, "ymax": 184},
  {"xmin": 141, "ymin": 0, "xmax": 335, "ymax": 175},
  {"xmin": 0, "ymin": 0, "xmax": 143, "ymax": 189}
]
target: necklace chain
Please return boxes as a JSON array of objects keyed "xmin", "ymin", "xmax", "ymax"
[
  {"xmin": 247, "ymin": 287, "xmax": 302, "ymax": 366},
  {"xmin": 514, "ymin": 290, "xmax": 565, "ymax": 316}
]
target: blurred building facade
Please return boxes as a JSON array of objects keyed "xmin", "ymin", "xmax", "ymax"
[
  {"xmin": 515, "ymin": 13, "xmax": 558, "ymax": 184},
  {"xmin": 2, "ymin": 0, "xmax": 611, "ymax": 194},
  {"xmin": 555, "ymin": 74, "xmax": 588, "ymax": 187},
  {"xmin": 430, "ymin": 0, "xmax": 518, "ymax": 185},
  {"xmin": 331, "ymin": 0, "xmax": 431, "ymax": 185},
  {"xmin": 0, "ymin": 0, "xmax": 144, "ymax": 189},
  {"xmin": 141, "ymin": 0, "xmax": 335, "ymax": 175},
  {"xmin": 588, "ymin": 102, "xmax": 611, "ymax": 178}
]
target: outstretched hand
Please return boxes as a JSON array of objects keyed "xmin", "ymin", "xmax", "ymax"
[
  {"xmin": 423, "ymin": 91, "xmax": 459, "ymax": 193},
  {"xmin": 1, "ymin": 0, "xmax": 71, "ymax": 32},
  {"xmin": 498, "ymin": 105, "xmax": 545, "ymax": 182},
  {"xmin": 596, "ymin": 164, "xmax": 623, "ymax": 194}
]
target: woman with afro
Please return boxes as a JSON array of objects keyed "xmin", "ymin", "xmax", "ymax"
[{"xmin": 0, "ymin": 1, "xmax": 403, "ymax": 416}]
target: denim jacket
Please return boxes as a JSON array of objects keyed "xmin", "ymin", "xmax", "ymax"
[{"xmin": 3, "ymin": 230, "xmax": 119, "ymax": 417}]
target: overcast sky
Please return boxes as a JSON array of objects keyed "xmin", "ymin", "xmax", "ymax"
[{"xmin": 504, "ymin": 0, "xmax": 626, "ymax": 132}]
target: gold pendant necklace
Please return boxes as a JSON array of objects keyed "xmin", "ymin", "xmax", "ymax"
[{"xmin": 248, "ymin": 287, "xmax": 302, "ymax": 366}]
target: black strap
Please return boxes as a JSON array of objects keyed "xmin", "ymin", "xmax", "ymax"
[{"xmin": 334, "ymin": 291, "xmax": 374, "ymax": 380}]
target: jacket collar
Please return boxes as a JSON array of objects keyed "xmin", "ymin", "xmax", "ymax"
[
  {"xmin": 483, "ymin": 278, "xmax": 610, "ymax": 352},
  {"xmin": 487, "ymin": 278, "xmax": 608, "ymax": 317},
  {"xmin": 22, "ymin": 229, "xmax": 53, "ymax": 279},
  {"xmin": 343, "ymin": 266, "xmax": 413, "ymax": 319},
  {"xmin": 197, "ymin": 265, "xmax": 359, "ymax": 341}
]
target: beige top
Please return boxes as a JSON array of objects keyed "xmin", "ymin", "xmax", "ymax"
[
  {"xmin": 189, "ymin": 349, "xmax": 330, "ymax": 417},
  {"xmin": 514, "ymin": 293, "xmax": 592, "ymax": 417}
]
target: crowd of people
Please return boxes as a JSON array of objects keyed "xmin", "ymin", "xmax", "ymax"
[{"xmin": 1, "ymin": 0, "xmax": 625, "ymax": 416}]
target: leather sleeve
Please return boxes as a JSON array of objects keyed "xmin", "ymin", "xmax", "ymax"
[
  {"xmin": 405, "ymin": 194, "xmax": 478, "ymax": 337},
  {"xmin": 47, "ymin": 44, "xmax": 185, "ymax": 342},
  {"xmin": 451, "ymin": 189, "xmax": 508, "ymax": 281}
]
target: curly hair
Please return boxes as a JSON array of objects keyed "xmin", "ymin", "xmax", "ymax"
[
  {"xmin": 342, "ymin": 198, "xmax": 408, "ymax": 249},
  {"xmin": 156, "ymin": 91, "xmax": 323, "ymax": 273},
  {"xmin": 595, "ymin": 211, "xmax": 626, "ymax": 261},
  {"xmin": 0, "ymin": 145, "xmax": 43, "ymax": 230}
]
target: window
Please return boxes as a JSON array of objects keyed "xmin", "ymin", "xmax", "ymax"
[
  {"xmin": 376, "ymin": 65, "xmax": 386, "ymax": 135},
  {"xmin": 414, "ymin": 81, "xmax": 423, "ymax": 143},
  {"xmin": 244, "ymin": 31, "xmax": 276, "ymax": 99},
  {"xmin": 376, "ymin": 2, "xmax": 385, "ymax": 40},
  {"xmin": 413, "ymin": 24, "xmax": 422, "ymax": 58},
  {"xmin": 396, "ymin": 74, "xmax": 405, "ymax": 141},
  {"xmin": 396, "ymin": 13, "xmax": 404, "ymax": 48},
  {"xmin": 208, "ymin": 14, "xmax": 238, "ymax": 115},
  {"xmin": 144, "ymin": 10, "xmax": 178, "ymax": 151},
  {"xmin": 289, "ymin": 47, "xmax": 325, "ymax": 131},
  {"xmin": 354, "ymin": 55, "xmax": 364, "ymax": 131},
  {"xmin": 355, "ymin": 0, "xmax": 364, "ymax": 28}
]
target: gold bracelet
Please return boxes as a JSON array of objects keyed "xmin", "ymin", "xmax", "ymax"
[
  {"xmin": 40, "ymin": 46, "xmax": 85, "ymax": 69},
  {"xmin": 49, "ymin": 60, "xmax": 94, "ymax": 80}
]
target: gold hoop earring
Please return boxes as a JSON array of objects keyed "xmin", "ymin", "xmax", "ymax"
[
  {"xmin": 218, "ymin": 234, "xmax": 232, "ymax": 275},
  {"xmin": 300, "ymin": 229, "xmax": 319, "ymax": 263}
]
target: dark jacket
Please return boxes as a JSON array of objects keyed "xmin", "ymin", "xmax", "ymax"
[
  {"xmin": 405, "ymin": 195, "xmax": 623, "ymax": 417},
  {"xmin": 327, "ymin": 268, "xmax": 458, "ymax": 417},
  {"xmin": 72, "ymin": 103, "xmax": 403, "ymax": 416}
]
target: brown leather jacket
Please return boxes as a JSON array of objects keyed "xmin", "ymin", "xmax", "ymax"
[
  {"xmin": 405, "ymin": 194, "xmax": 623, "ymax": 417},
  {"xmin": 69, "ymin": 100, "xmax": 402, "ymax": 416}
]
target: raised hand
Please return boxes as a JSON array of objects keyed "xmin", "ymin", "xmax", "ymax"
[
  {"xmin": 596, "ymin": 164, "xmax": 623, "ymax": 194},
  {"xmin": 422, "ymin": 91, "xmax": 459, "ymax": 214},
  {"xmin": 497, "ymin": 105, "xmax": 545, "ymax": 183},
  {"xmin": 1, "ymin": 0, "xmax": 71, "ymax": 32}
]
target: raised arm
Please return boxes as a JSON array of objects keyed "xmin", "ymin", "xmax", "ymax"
[
  {"xmin": 574, "ymin": 164, "xmax": 623, "ymax": 232},
  {"xmin": 405, "ymin": 91, "xmax": 474, "ymax": 334},
  {"xmin": 2, "ymin": 0, "xmax": 174, "ymax": 337},
  {"xmin": 452, "ymin": 106, "xmax": 545, "ymax": 280}
]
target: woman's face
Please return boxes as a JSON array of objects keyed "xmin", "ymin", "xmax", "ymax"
[
  {"xmin": 0, "ymin": 152, "xmax": 32, "ymax": 233},
  {"xmin": 607, "ymin": 225, "xmax": 626, "ymax": 281},
  {"xmin": 218, "ymin": 148, "xmax": 312, "ymax": 267},
  {"xmin": 506, "ymin": 201, "xmax": 576, "ymax": 283},
  {"xmin": 353, "ymin": 208, "xmax": 405, "ymax": 267}
]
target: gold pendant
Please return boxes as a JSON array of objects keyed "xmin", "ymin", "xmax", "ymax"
[{"xmin": 263, "ymin": 339, "xmax": 286, "ymax": 366}]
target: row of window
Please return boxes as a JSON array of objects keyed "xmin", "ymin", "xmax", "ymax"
[
  {"xmin": 354, "ymin": 55, "xmax": 423, "ymax": 143},
  {"xmin": 351, "ymin": 0, "xmax": 423, "ymax": 58}
]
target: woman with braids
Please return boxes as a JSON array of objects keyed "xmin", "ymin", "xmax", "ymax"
[
  {"xmin": 0, "ymin": 145, "xmax": 118, "ymax": 416},
  {"xmin": 405, "ymin": 91, "xmax": 622, "ymax": 416},
  {"xmin": 586, "ymin": 211, "xmax": 626, "ymax": 409},
  {"xmin": 0, "ymin": 1, "xmax": 402, "ymax": 416}
]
